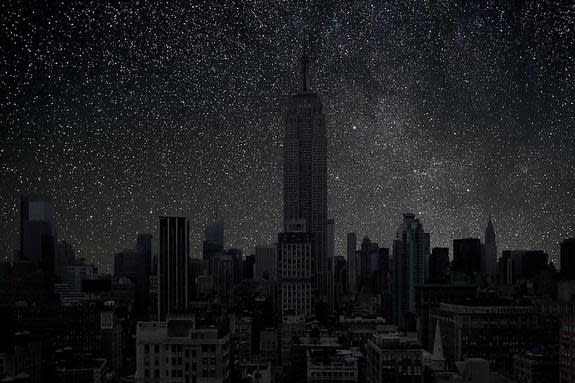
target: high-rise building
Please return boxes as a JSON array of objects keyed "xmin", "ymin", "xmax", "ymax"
[
  {"xmin": 242, "ymin": 254, "xmax": 255, "ymax": 280},
  {"xmin": 136, "ymin": 232, "xmax": 153, "ymax": 274},
  {"xmin": 278, "ymin": 220, "xmax": 313, "ymax": 319},
  {"xmin": 392, "ymin": 213, "xmax": 430, "ymax": 330},
  {"xmin": 327, "ymin": 219, "xmax": 335, "ymax": 305},
  {"xmin": 347, "ymin": 233, "xmax": 357, "ymax": 294},
  {"xmin": 452, "ymin": 238, "xmax": 482, "ymax": 276},
  {"xmin": 359, "ymin": 237, "xmax": 379, "ymax": 292},
  {"xmin": 158, "ymin": 216, "xmax": 189, "ymax": 321},
  {"xmin": 561, "ymin": 238, "xmax": 575, "ymax": 279},
  {"xmin": 483, "ymin": 217, "xmax": 497, "ymax": 276},
  {"xmin": 428, "ymin": 247, "xmax": 449, "ymax": 283},
  {"xmin": 211, "ymin": 255, "xmax": 234, "ymax": 304},
  {"xmin": 501, "ymin": 250, "xmax": 549, "ymax": 282},
  {"xmin": 19, "ymin": 194, "xmax": 56, "ymax": 272},
  {"xmin": 203, "ymin": 214, "xmax": 224, "ymax": 267},
  {"xmin": 225, "ymin": 247, "xmax": 243, "ymax": 285},
  {"xmin": 54, "ymin": 240, "xmax": 75, "ymax": 280},
  {"xmin": 333, "ymin": 256, "xmax": 347, "ymax": 304},
  {"xmin": 283, "ymin": 54, "xmax": 330, "ymax": 305},
  {"xmin": 254, "ymin": 245, "xmax": 277, "ymax": 281},
  {"xmin": 205, "ymin": 213, "xmax": 224, "ymax": 247}
]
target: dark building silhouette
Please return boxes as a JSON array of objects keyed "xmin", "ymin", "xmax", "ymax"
[
  {"xmin": 359, "ymin": 236, "xmax": 379, "ymax": 292},
  {"xmin": 392, "ymin": 213, "xmax": 430, "ymax": 330},
  {"xmin": 283, "ymin": 54, "xmax": 330, "ymax": 306},
  {"xmin": 347, "ymin": 232, "xmax": 357, "ymax": 293},
  {"xmin": 54, "ymin": 240, "xmax": 75, "ymax": 280},
  {"xmin": 334, "ymin": 256, "xmax": 347, "ymax": 304},
  {"xmin": 482, "ymin": 217, "xmax": 498, "ymax": 275},
  {"xmin": 225, "ymin": 247, "xmax": 243, "ymax": 285},
  {"xmin": 19, "ymin": 194, "xmax": 56, "ymax": 274},
  {"xmin": 428, "ymin": 247, "xmax": 450, "ymax": 283},
  {"xmin": 114, "ymin": 248, "xmax": 149, "ymax": 318},
  {"xmin": 501, "ymin": 250, "xmax": 549, "ymax": 282},
  {"xmin": 202, "ymin": 214, "xmax": 225, "ymax": 269},
  {"xmin": 452, "ymin": 238, "xmax": 481, "ymax": 276},
  {"xmin": 243, "ymin": 254, "xmax": 255, "ymax": 280},
  {"xmin": 188, "ymin": 258, "xmax": 207, "ymax": 300},
  {"xmin": 158, "ymin": 216, "xmax": 189, "ymax": 321},
  {"xmin": 375, "ymin": 247, "xmax": 390, "ymax": 292},
  {"xmin": 561, "ymin": 238, "xmax": 575, "ymax": 279},
  {"xmin": 136, "ymin": 232, "xmax": 153, "ymax": 274}
]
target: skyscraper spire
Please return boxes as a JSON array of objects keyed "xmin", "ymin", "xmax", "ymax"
[{"xmin": 483, "ymin": 215, "xmax": 497, "ymax": 276}]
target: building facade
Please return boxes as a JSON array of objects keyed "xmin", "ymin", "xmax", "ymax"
[
  {"xmin": 392, "ymin": 213, "xmax": 430, "ymax": 329},
  {"xmin": 158, "ymin": 216, "xmax": 189, "ymax": 321},
  {"xmin": 135, "ymin": 315, "xmax": 230, "ymax": 383},
  {"xmin": 283, "ymin": 54, "xmax": 330, "ymax": 306},
  {"xmin": 432, "ymin": 303, "xmax": 559, "ymax": 375},
  {"xmin": 254, "ymin": 245, "xmax": 277, "ymax": 282},
  {"xmin": 347, "ymin": 233, "xmax": 357, "ymax": 294},
  {"xmin": 278, "ymin": 224, "xmax": 313, "ymax": 319},
  {"xmin": 366, "ymin": 333, "xmax": 423, "ymax": 383}
]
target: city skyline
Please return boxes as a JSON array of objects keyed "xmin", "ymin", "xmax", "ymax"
[
  {"xmin": 0, "ymin": 3, "xmax": 573, "ymax": 382},
  {"xmin": 1, "ymin": 1, "xmax": 573, "ymax": 272}
]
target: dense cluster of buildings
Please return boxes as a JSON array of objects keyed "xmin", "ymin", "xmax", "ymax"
[{"xmin": 1, "ymin": 56, "xmax": 574, "ymax": 383}]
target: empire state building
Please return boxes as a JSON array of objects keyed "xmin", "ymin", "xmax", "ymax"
[{"xmin": 283, "ymin": 55, "xmax": 331, "ymax": 306}]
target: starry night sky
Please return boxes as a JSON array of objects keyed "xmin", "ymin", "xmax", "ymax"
[{"xmin": 1, "ymin": 1, "xmax": 573, "ymax": 271}]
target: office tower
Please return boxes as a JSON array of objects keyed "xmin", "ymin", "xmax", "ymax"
[
  {"xmin": 205, "ymin": 213, "xmax": 224, "ymax": 246},
  {"xmin": 243, "ymin": 254, "xmax": 255, "ymax": 280},
  {"xmin": 188, "ymin": 258, "xmax": 207, "ymax": 300},
  {"xmin": 202, "ymin": 214, "xmax": 224, "ymax": 266},
  {"xmin": 283, "ymin": 54, "xmax": 329, "ymax": 305},
  {"xmin": 375, "ymin": 247, "xmax": 390, "ymax": 292},
  {"xmin": 347, "ymin": 233, "xmax": 357, "ymax": 293},
  {"xmin": 278, "ymin": 220, "xmax": 313, "ymax": 319},
  {"xmin": 212, "ymin": 255, "xmax": 234, "ymax": 304},
  {"xmin": 359, "ymin": 237, "xmax": 380, "ymax": 292},
  {"xmin": 392, "ymin": 213, "xmax": 430, "ymax": 329},
  {"xmin": 333, "ymin": 256, "xmax": 347, "ymax": 304},
  {"xmin": 158, "ymin": 216, "xmax": 189, "ymax": 321},
  {"xmin": 54, "ymin": 240, "xmax": 75, "ymax": 280},
  {"xmin": 224, "ymin": 247, "xmax": 243, "ymax": 285},
  {"xmin": 482, "ymin": 217, "xmax": 497, "ymax": 276},
  {"xmin": 136, "ymin": 232, "xmax": 153, "ymax": 274},
  {"xmin": 428, "ymin": 247, "xmax": 449, "ymax": 283},
  {"xmin": 135, "ymin": 315, "xmax": 230, "ymax": 383},
  {"xmin": 327, "ymin": 219, "xmax": 335, "ymax": 305},
  {"xmin": 115, "ymin": 248, "xmax": 149, "ymax": 317},
  {"xmin": 53, "ymin": 258, "xmax": 98, "ymax": 305},
  {"xmin": 452, "ymin": 238, "xmax": 482, "ymax": 276},
  {"xmin": 501, "ymin": 250, "xmax": 549, "ymax": 282},
  {"xmin": 254, "ymin": 245, "xmax": 277, "ymax": 281},
  {"xmin": 561, "ymin": 238, "xmax": 575, "ymax": 279},
  {"xmin": 19, "ymin": 194, "xmax": 56, "ymax": 271}
]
